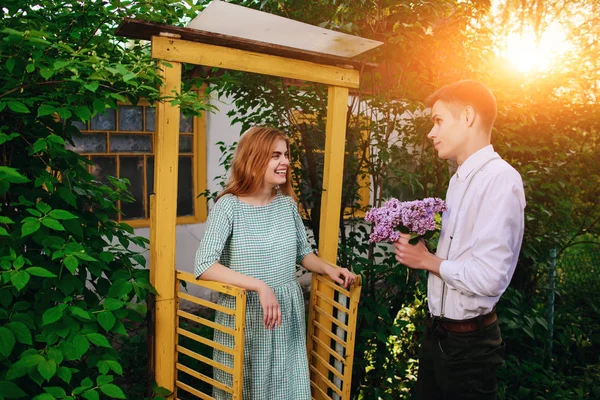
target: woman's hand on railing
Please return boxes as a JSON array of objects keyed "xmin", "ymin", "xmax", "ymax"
[{"xmin": 257, "ymin": 283, "xmax": 281, "ymax": 330}]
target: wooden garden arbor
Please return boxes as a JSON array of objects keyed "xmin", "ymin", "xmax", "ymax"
[{"xmin": 117, "ymin": 9, "xmax": 380, "ymax": 399}]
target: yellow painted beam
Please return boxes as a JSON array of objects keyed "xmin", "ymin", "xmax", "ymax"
[
  {"xmin": 151, "ymin": 36, "xmax": 359, "ymax": 89},
  {"xmin": 194, "ymin": 84, "xmax": 208, "ymax": 223},
  {"xmin": 152, "ymin": 60, "xmax": 182, "ymax": 397},
  {"xmin": 319, "ymin": 85, "xmax": 349, "ymax": 261},
  {"xmin": 307, "ymin": 85, "xmax": 349, "ymax": 399}
]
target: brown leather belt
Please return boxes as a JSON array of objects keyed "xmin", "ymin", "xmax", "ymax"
[{"xmin": 426, "ymin": 311, "xmax": 497, "ymax": 333}]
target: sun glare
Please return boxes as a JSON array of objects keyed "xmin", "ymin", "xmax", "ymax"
[{"xmin": 501, "ymin": 23, "xmax": 569, "ymax": 73}]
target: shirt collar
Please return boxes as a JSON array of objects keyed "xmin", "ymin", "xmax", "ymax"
[{"xmin": 456, "ymin": 145, "xmax": 496, "ymax": 181}]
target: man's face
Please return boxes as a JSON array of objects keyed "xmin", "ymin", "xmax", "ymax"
[{"xmin": 427, "ymin": 100, "xmax": 470, "ymax": 164}]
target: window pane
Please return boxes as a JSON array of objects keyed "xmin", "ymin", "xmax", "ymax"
[
  {"xmin": 118, "ymin": 106, "xmax": 143, "ymax": 131},
  {"xmin": 178, "ymin": 156, "xmax": 193, "ymax": 216},
  {"xmin": 146, "ymin": 156, "xmax": 154, "ymax": 217},
  {"xmin": 180, "ymin": 113, "xmax": 193, "ymax": 133},
  {"xmin": 66, "ymin": 133, "xmax": 107, "ymax": 153},
  {"xmin": 90, "ymin": 156, "xmax": 117, "ymax": 221},
  {"xmin": 91, "ymin": 109, "xmax": 116, "ymax": 130},
  {"xmin": 72, "ymin": 121, "xmax": 87, "ymax": 131},
  {"xmin": 120, "ymin": 157, "xmax": 145, "ymax": 219},
  {"xmin": 179, "ymin": 135, "xmax": 193, "ymax": 153},
  {"xmin": 146, "ymin": 107, "xmax": 156, "ymax": 132},
  {"xmin": 110, "ymin": 134, "xmax": 152, "ymax": 153}
]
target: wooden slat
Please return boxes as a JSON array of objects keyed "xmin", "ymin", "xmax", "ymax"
[
  {"xmin": 116, "ymin": 18, "xmax": 377, "ymax": 70},
  {"xmin": 316, "ymin": 292, "xmax": 351, "ymax": 314},
  {"xmin": 313, "ymin": 305, "xmax": 349, "ymax": 332},
  {"xmin": 312, "ymin": 320, "xmax": 347, "ymax": 348},
  {"xmin": 177, "ymin": 292, "xmax": 236, "ymax": 316},
  {"xmin": 177, "ymin": 271, "xmax": 246, "ymax": 297},
  {"xmin": 176, "ymin": 363, "xmax": 232, "ymax": 394},
  {"xmin": 152, "ymin": 36, "xmax": 360, "ymax": 89},
  {"xmin": 310, "ymin": 335, "xmax": 346, "ymax": 364},
  {"xmin": 310, "ymin": 350, "xmax": 344, "ymax": 381},
  {"xmin": 175, "ymin": 380, "xmax": 215, "ymax": 400},
  {"xmin": 177, "ymin": 310, "xmax": 236, "ymax": 336},
  {"xmin": 310, "ymin": 378, "xmax": 334, "ymax": 400},
  {"xmin": 316, "ymin": 274, "xmax": 351, "ymax": 297},
  {"xmin": 177, "ymin": 345, "xmax": 233, "ymax": 375},
  {"xmin": 177, "ymin": 327, "xmax": 234, "ymax": 355},
  {"xmin": 309, "ymin": 365, "xmax": 343, "ymax": 397}
]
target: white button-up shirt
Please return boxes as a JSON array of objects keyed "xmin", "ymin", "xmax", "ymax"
[{"xmin": 429, "ymin": 145, "xmax": 526, "ymax": 320}]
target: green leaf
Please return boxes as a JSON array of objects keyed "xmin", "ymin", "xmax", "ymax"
[
  {"xmin": 6, "ymin": 57, "xmax": 16, "ymax": 72},
  {"xmin": 69, "ymin": 306, "xmax": 91, "ymax": 320},
  {"xmin": 99, "ymin": 384, "xmax": 126, "ymax": 399},
  {"xmin": 16, "ymin": 354, "xmax": 45, "ymax": 368},
  {"xmin": 0, "ymin": 381, "xmax": 27, "ymax": 398},
  {"xmin": 0, "ymin": 132, "xmax": 19, "ymax": 146},
  {"xmin": 108, "ymin": 280, "xmax": 132, "ymax": 298},
  {"xmin": 32, "ymin": 138, "xmax": 47, "ymax": 153},
  {"xmin": 105, "ymin": 360, "xmax": 123, "ymax": 375},
  {"xmin": 73, "ymin": 252, "xmax": 97, "ymax": 262},
  {"xmin": 10, "ymin": 271, "xmax": 30, "ymax": 291},
  {"xmin": 38, "ymin": 359, "xmax": 57, "ymax": 381},
  {"xmin": 7, "ymin": 322, "xmax": 32, "ymax": 345},
  {"xmin": 21, "ymin": 220, "xmax": 40, "ymax": 237},
  {"xmin": 0, "ymin": 327, "xmax": 16, "ymax": 357},
  {"xmin": 56, "ymin": 366, "xmax": 72, "ymax": 384},
  {"xmin": 96, "ymin": 375, "xmax": 113, "ymax": 385},
  {"xmin": 70, "ymin": 334, "xmax": 89, "ymax": 359},
  {"xmin": 86, "ymin": 333, "xmax": 111, "ymax": 348},
  {"xmin": 36, "ymin": 202, "xmax": 51, "ymax": 214},
  {"xmin": 97, "ymin": 311, "xmax": 115, "ymax": 332},
  {"xmin": 13, "ymin": 256, "xmax": 25, "ymax": 270},
  {"xmin": 0, "ymin": 216, "xmax": 15, "ymax": 224},
  {"xmin": 40, "ymin": 68, "xmax": 54, "ymax": 79},
  {"xmin": 83, "ymin": 82, "xmax": 99, "ymax": 92},
  {"xmin": 26, "ymin": 267, "xmax": 57, "ymax": 278},
  {"xmin": 57, "ymin": 108, "xmax": 72, "ymax": 120},
  {"xmin": 63, "ymin": 255, "xmax": 78, "ymax": 274},
  {"xmin": 7, "ymin": 102, "xmax": 30, "ymax": 114},
  {"xmin": 41, "ymin": 218, "xmax": 65, "ymax": 231},
  {"xmin": 74, "ymin": 106, "xmax": 91, "ymax": 121},
  {"xmin": 0, "ymin": 227, "xmax": 9, "ymax": 236},
  {"xmin": 38, "ymin": 105, "xmax": 57, "ymax": 117},
  {"xmin": 92, "ymin": 99, "xmax": 105, "ymax": 113},
  {"xmin": 47, "ymin": 210, "xmax": 77, "ymax": 220},
  {"xmin": 42, "ymin": 306, "xmax": 64, "ymax": 326},
  {"xmin": 0, "ymin": 167, "xmax": 29, "ymax": 184},
  {"xmin": 82, "ymin": 390, "xmax": 99, "ymax": 400},
  {"xmin": 103, "ymin": 298, "xmax": 124, "ymax": 311},
  {"xmin": 33, "ymin": 393, "xmax": 56, "ymax": 400},
  {"xmin": 26, "ymin": 63, "xmax": 35, "ymax": 73}
]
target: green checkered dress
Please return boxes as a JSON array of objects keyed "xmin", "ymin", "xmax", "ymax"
[{"xmin": 194, "ymin": 193, "xmax": 313, "ymax": 400}]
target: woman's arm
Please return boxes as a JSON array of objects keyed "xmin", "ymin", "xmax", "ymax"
[
  {"xmin": 199, "ymin": 263, "xmax": 281, "ymax": 330},
  {"xmin": 300, "ymin": 253, "xmax": 356, "ymax": 289}
]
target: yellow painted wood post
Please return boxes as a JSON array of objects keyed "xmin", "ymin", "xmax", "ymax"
[
  {"xmin": 193, "ymin": 84, "xmax": 208, "ymax": 223},
  {"xmin": 307, "ymin": 85, "xmax": 349, "ymax": 399},
  {"xmin": 151, "ymin": 60, "xmax": 182, "ymax": 397}
]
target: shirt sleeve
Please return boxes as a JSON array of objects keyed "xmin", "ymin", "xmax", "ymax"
[
  {"xmin": 194, "ymin": 196, "xmax": 234, "ymax": 278},
  {"xmin": 290, "ymin": 197, "xmax": 314, "ymax": 264},
  {"xmin": 439, "ymin": 169, "xmax": 526, "ymax": 297}
]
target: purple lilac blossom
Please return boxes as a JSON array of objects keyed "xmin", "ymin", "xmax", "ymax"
[{"xmin": 365, "ymin": 197, "xmax": 447, "ymax": 243}]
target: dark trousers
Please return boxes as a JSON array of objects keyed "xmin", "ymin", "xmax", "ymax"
[{"xmin": 415, "ymin": 319, "xmax": 505, "ymax": 400}]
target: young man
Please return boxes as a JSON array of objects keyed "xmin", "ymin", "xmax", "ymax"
[{"xmin": 394, "ymin": 80, "xmax": 526, "ymax": 399}]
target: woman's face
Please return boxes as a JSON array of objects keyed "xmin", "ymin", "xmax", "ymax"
[{"xmin": 262, "ymin": 138, "xmax": 289, "ymax": 189}]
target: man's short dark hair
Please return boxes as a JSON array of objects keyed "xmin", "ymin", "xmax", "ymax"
[{"xmin": 425, "ymin": 80, "xmax": 497, "ymax": 133}]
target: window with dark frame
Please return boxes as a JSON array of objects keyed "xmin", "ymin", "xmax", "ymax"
[{"xmin": 67, "ymin": 104, "xmax": 197, "ymax": 226}]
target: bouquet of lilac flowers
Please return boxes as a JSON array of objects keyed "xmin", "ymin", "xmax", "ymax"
[{"xmin": 365, "ymin": 197, "xmax": 447, "ymax": 244}]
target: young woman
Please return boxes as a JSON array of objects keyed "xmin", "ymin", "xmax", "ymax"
[{"xmin": 194, "ymin": 126, "xmax": 356, "ymax": 400}]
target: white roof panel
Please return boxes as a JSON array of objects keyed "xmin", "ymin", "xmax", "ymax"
[{"xmin": 187, "ymin": 1, "xmax": 382, "ymax": 58}]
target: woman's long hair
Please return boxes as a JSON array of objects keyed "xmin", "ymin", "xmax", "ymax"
[{"xmin": 216, "ymin": 126, "xmax": 295, "ymax": 201}]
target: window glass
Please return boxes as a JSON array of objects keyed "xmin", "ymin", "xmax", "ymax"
[
  {"xmin": 67, "ymin": 133, "xmax": 107, "ymax": 153},
  {"xmin": 91, "ymin": 109, "xmax": 116, "ymax": 130},
  {"xmin": 118, "ymin": 106, "xmax": 143, "ymax": 131},
  {"xmin": 177, "ymin": 156, "xmax": 193, "ymax": 216},
  {"xmin": 120, "ymin": 157, "xmax": 145, "ymax": 219},
  {"xmin": 110, "ymin": 134, "xmax": 152, "ymax": 153}
]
